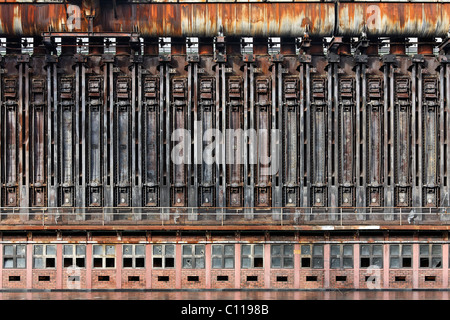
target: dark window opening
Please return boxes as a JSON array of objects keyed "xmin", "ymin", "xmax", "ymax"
[
  {"xmin": 123, "ymin": 258, "xmax": 133, "ymax": 268},
  {"xmin": 365, "ymin": 276, "xmax": 378, "ymax": 282},
  {"xmin": 63, "ymin": 258, "xmax": 72, "ymax": 268},
  {"xmin": 93, "ymin": 258, "xmax": 102, "ymax": 268},
  {"xmin": 68, "ymin": 276, "xmax": 80, "ymax": 282},
  {"xmin": 425, "ymin": 276, "xmax": 436, "ymax": 281},
  {"xmin": 158, "ymin": 276, "xmax": 169, "ymax": 282},
  {"xmin": 395, "ymin": 276, "xmax": 406, "ymax": 282},
  {"xmin": 254, "ymin": 257, "xmax": 263, "ymax": 268},
  {"xmin": 217, "ymin": 275, "xmax": 229, "ymax": 281},
  {"xmin": 187, "ymin": 276, "xmax": 199, "ymax": 282},
  {"xmin": 153, "ymin": 258, "xmax": 162, "ymax": 268},
  {"xmin": 106, "ymin": 258, "xmax": 115, "ymax": 268},
  {"xmin": 136, "ymin": 258, "xmax": 145, "ymax": 268},
  {"xmin": 276, "ymin": 276, "xmax": 288, "ymax": 282},
  {"xmin": 9, "ymin": 276, "xmax": 20, "ymax": 281},
  {"xmin": 361, "ymin": 257, "xmax": 371, "ymax": 268},
  {"xmin": 165, "ymin": 258, "xmax": 174, "ymax": 268},
  {"xmin": 76, "ymin": 258, "xmax": 85, "ymax": 268},
  {"xmin": 46, "ymin": 258, "xmax": 55, "ymax": 268},
  {"xmin": 38, "ymin": 276, "xmax": 50, "ymax": 281},
  {"xmin": 128, "ymin": 276, "xmax": 140, "ymax": 282},
  {"xmin": 247, "ymin": 276, "xmax": 258, "ymax": 282},
  {"xmin": 336, "ymin": 276, "xmax": 347, "ymax": 282},
  {"xmin": 98, "ymin": 276, "xmax": 110, "ymax": 281},
  {"xmin": 301, "ymin": 258, "xmax": 311, "ymax": 268},
  {"xmin": 420, "ymin": 258, "xmax": 430, "ymax": 268},
  {"xmin": 306, "ymin": 276, "xmax": 317, "ymax": 282},
  {"xmin": 402, "ymin": 258, "xmax": 412, "ymax": 268}
]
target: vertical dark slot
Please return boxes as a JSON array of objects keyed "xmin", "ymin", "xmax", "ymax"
[{"xmin": 135, "ymin": 110, "xmax": 139, "ymax": 186}]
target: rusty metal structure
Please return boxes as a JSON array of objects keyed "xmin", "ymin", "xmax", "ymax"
[{"xmin": 0, "ymin": 0, "xmax": 450, "ymax": 291}]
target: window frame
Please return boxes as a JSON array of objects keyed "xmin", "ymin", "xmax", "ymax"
[
  {"xmin": 360, "ymin": 244, "xmax": 383, "ymax": 268},
  {"xmin": 300, "ymin": 244, "xmax": 324, "ymax": 269},
  {"xmin": 92, "ymin": 244, "xmax": 116, "ymax": 269},
  {"xmin": 182, "ymin": 244, "xmax": 205, "ymax": 269},
  {"xmin": 389, "ymin": 244, "xmax": 412, "ymax": 269},
  {"xmin": 270, "ymin": 244, "xmax": 294, "ymax": 269},
  {"xmin": 3, "ymin": 244, "xmax": 26, "ymax": 269},
  {"xmin": 241, "ymin": 244, "xmax": 264, "ymax": 269},
  {"xmin": 419, "ymin": 244, "xmax": 442, "ymax": 269},
  {"xmin": 330, "ymin": 244, "xmax": 353, "ymax": 269},
  {"xmin": 152, "ymin": 244, "xmax": 175, "ymax": 269},
  {"xmin": 211, "ymin": 244, "xmax": 235, "ymax": 269},
  {"xmin": 33, "ymin": 244, "xmax": 57, "ymax": 269},
  {"xmin": 63, "ymin": 244, "xmax": 86, "ymax": 269},
  {"xmin": 122, "ymin": 244, "xmax": 146, "ymax": 269}
]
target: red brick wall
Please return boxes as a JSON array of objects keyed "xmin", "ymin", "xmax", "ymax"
[
  {"xmin": 299, "ymin": 269, "xmax": 324, "ymax": 289},
  {"xmin": 240, "ymin": 269, "xmax": 265, "ymax": 288},
  {"xmin": 32, "ymin": 270, "xmax": 57, "ymax": 289},
  {"xmin": 389, "ymin": 269, "xmax": 413, "ymax": 289},
  {"xmin": 269, "ymin": 269, "xmax": 294, "ymax": 289},
  {"xmin": 91, "ymin": 269, "xmax": 116, "ymax": 289},
  {"xmin": 418, "ymin": 269, "xmax": 443, "ymax": 288},
  {"xmin": 181, "ymin": 269, "xmax": 206, "ymax": 289},
  {"xmin": 329, "ymin": 270, "xmax": 354, "ymax": 289},
  {"xmin": 151, "ymin": 269, "xmax": 176, "ymax": 289},
  {"xmin": 2, "ymin": 270, "xmax": 27, "ymax": 289},
  {"xmin": 210, "ymin": 269, "xmax": 235, "ymax": 289},
  {"xmin": 359, "ymin": 269, "xmax": 384, "ymax": 289},
  {"xmin": 121, "ymin": 269, "xmax": 146, "ymax": 289},
  {"xmin": 62, "ymin": 269, "xmax": 87, "ymax": 290}
]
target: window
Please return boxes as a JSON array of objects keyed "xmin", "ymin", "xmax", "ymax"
[
  {"xmin": 212, "ymin": 244, "xmax": 234, "ymax": 269},
  {"xmin": 390, "ymin": 244, "xmax": 412, "ymax": 268},
  {"xmin": 360, "ymin": 244, "xmax": 383, "ymax": 268},
  {"xmin": 123, "ymin": 244, "xmax": 145, "ymax": 268},
  {"xmin": 93, "ymin": 245, "xmax": 115, "ymax": 268},
  {"xmin": 182, "ymin": 244, "xmax": 205, "ymax": 269},
  {"xmin": 330, "ymin": 244, "xmax": 353, "ymax": 269},
  {"xmin": 33, "ymin": 244, "xmax": 56, "ymax": 269},
  {"xmin": 3, "ymin": 245, "xmax": 26, "ymax": 269},
  {"xmin": 271, "ymin": 244, "xmax": 293, "ymax": 269},
  {"xmin": 300, "ymin": 244, "xmax": 324, "ymax": 268},
  {"xmin": 241, "ymin": 244, "xmax": 264, "ymax": 269},
  {"xmin": 152, "ymin": 244, "xmax": 175, "ymax": 268},
  {"xmin": 63, "ymin": 245, "xmax": 86, "ymax": 268},
  {"xmin": 420, "ymin": 244, "xmax": 442, "ymax": 268}
]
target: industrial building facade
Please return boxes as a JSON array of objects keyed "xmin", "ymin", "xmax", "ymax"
[{"xmin": 0, "ymin": 0, "xmax": 449, "ymax": 290}]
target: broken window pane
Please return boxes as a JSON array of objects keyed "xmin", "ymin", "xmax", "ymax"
[
  {"xmin": 361, "ymin": 257, "xmax": 371, "ymax": 268},
  {"xmin": 390, "ymin": 257, "xmax": 400, "ymax": 268},
  {"xmin": 165, "ymin": 257, "xmax": 174, "ymax": 268},
  {"xmin": 254, "ymin": 245, "xmax": 263, "ymax": 256},
  {"xmin": 123, "ymin": 245, "xmax": 132, "ymax": 255},
  {"xmin": 212, "ymin": 245, "xmax": 221, "ymax": 256},
  {"xmin": 76, "ymin": 258, "xmax": 85, "ymax": 268},
  {"xmin": 183, "ymin": 258, "xmax": 192, "ymax": 268},
  {"xmin": 402, "ymin": 245, "xmax": 411, "ymax": 256},
  {"xmin": 105, "ymin": 258, "xmax": 115, "ymax": 268},
  {"xmin": 46, "ymin": 258, "xmax": 55, "ymax": 268},
  {"xmin": 34, "ymin": 245, "xmax": 43, "ymax": 255},
  {"xmin": 123, "ymin": 258, "xmax": 133, "ymax": 268},
  {"xmin": 136, "ymin": 258, "xmax": 145, "ymax": 268},
  {"xmin": 402, "ymin": 257, "xmax": 412, "ymax": 268},
  {"xmin": 76, "ymin": 245, "xmax": 86, "ymax": 255},
  {"xmin": 301, "ymin": 245, "xmax": 311, "ymax": 255},
  {"xmin": 93, "ymin": 245, "xmax": 103, "ymax": 255},
  {"xmin": 153, "ymin": 245, "xmax": 162, "ymax": 255},
  {"xmin": 46, "ymin": 245, "xmax": 56, "ymax": 256},
  {"xmin": 420, "ymin": 245, "xmax": 429, "ymax": 256},
  {"xmin": 224, "ymin": 258, "xmax": 234, "ymax": 269},
  {"xmin": 195, "ymin": 245, "xmax": 205, "ymax": 256},
  {"xmin": 153, "ymin": 257, "xmax": 162, "ymax": 268},
  {"xmin": 361, "ymin": 245, "xmax": 370, "ymax": 256},
  {"xmin": 420, "ymin": 257, "xmax": 429, "ymax": 268},
  {"xmin": 271, "ymin": 245, "xmax": 281, "ymax": 255},
  {"xmin": 212, "ymin": 257, "xmax": 222, "ymax": 269},
  {"xmin": 242, "ymin": 245, "xmax": 251, "ymax": 256},
  {"xmin": 302, "ymin": 257, "xmax": 311, "ymax": 268},
  {"xmin": 63, "ymin": 245, "xmax": 73, "ymax": 256},
  {"xmin": 183, "ymin": 245, "xmax": 192, "ymax": 256},
  {"xmin": 4, "ymin": 245, "xmax": 13, "ymax": 256},
  {"xmin": 106, "ymin": 246, "xmax": 115, "ymax": 255},
  {"xmin": 224, "ymin": 245, "xmax": 234, "ymax": 256},
  {"xmin": 331, "ymin": 245, "xmax": 340, "ymax": 256},
  {"xmin": 272, "ymin": 257, "xmax": 281, "ymax": 268},
  {"xmin": 431, "ymin": 258, "xmax": 442, "ymax": 268},
  {"xmin": 4, "ymin": 258, "xmax": 13, "ymax": 268},
  {"xmin": 313, "ymin": 245, "xmax": 323, "ymax": 256}
]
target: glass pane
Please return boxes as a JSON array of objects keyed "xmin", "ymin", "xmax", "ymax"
[
  {"xmin": 284, "ymin": 257, "xmax": 294, "ymax": 268},
  {"xmin": 390, "ymin": 257, "xmax": 400, "ymax": 268},
  {"xmin": 182, "ymin": 258, "xmax": 192, "ymax": 269},
  {"xmin": 242, "ymin": 245, "xmax": 251, "ymax": 256},
  {"xmin": 242, "ymin": 257, "xmax": 251, "ymax": 269},
  {"xmin": 313, "ymin": 245, "xmax": 323, "ymax": 256},
  {"xmin": 330, "ymin": 258, "xmax": 340, "ymax": 269},
  {"xmin": 34, "ymin": 258, "xmax": 43, "ymax": 269},
  {"xmin": 212, "ymin": 257, "xmax": 222, "ymax": 269},
  {"xmin": 34, "ymin": 245, "xmax": 43, "ymax": 255},
  {"xmin": 330, "ymin": 245, "xmax": 340, "ymax": 256},
  {"xmin": 432, "ymin": 257, "xmax": 442, "ymax": 268},
  {"xmin": 343, "ymin": 258, "xmax": 353, "ymax": 268},
  {"xmin": 46, "ymin": 245, "xmax": 56, "ymax": 256},
  {"xmin": 135, "ymin": 245, "xmax": 145, "ymax": 256},
  {"xmin": 402, "ymin": 245, "xmax": 412, "ymax": 256},
  {"xmin": 63, "ymin": 245, "xmax": 73, "ymax": 256},
  {"xmin": 373, "ymin": 245, "xmax": 383, "ymax": 256},
  {"xmin": 123, "ymin": 245, "xmax": 132, "ymax": 255},
  {"xmin": 195, "ymin": 245, "xmax": 205, "ymax": 256},
  {"xmin": 301, "ymin": 245, "xmax": 311, "ymax": 255},
  {"xmin": 224, "ymin": 258, "xmax": 234, "ymax": 269},
  {"xmin": 4, "ymin": 258, "xmax": 13, "ymax": 268},
  {"xmin": 93, "ymin": 245, "xmax": 103, "ymax": 256},
  {"xmin": 182, "ymin": 245, "xmax": 192, "ymax": 256},
  {"xmin": 4, "ymin": 245, "xmax": 13, "ymax": 256},
  {"xmin": 420, "ymin": 245, "xmax": 429, "ymax": 256},
  {"xmin": 17, "ymin": 258, "xmax": 25, "ymax": 269},
  {"xmin": 212, "ymin": 245, "xmax": 222, "ymax": 256},
  {"xmin": 284, "ymin": 245, "xmax": 293, "ymax": 256},
  {"xmin": 432, "ymin": 245, "xmax": 442, "ymax": 255},
  {"xmin": 372, "ymin": 257, "xmax": 383, "ymax": 268},
  {"xmin": 224, "ymin": 245, "xmax": 234, "ymax": 256},
  {"xmin": 105, "ymin": 245, "xmax": 115, "ymax": 255},
  {"xmin": 360, "ymin": 245, "xmax": 370, "ymax": 256},
  {"xmin": 313, "ymin": 257, "xmax": 324, "ymax": 269},
  {"xmin": 254, "ymin": 245, "xmax": 263, "ymax": 256},
  {"xmin": 165, "ymin": 245, "xmax": 174, "ymax": 256},
  {"xmin": 16, "ymin": 245, "xmax": 26, "ymax": 256},
  {"xmin": 271, "ymin": 245, "xmax": 281, "ymax": 256},
  {"xmin": 343, "ymin": 245, "xmax": 353, "ymax": 256},
  {"xmin": 390, "ymin": 245, "xmax": 399, "ymax": 256},
  {"xmin": 76, "ymin": 245, "xmax": 86, "ymax": 256},
  {"xmin": 271, "ymin": 257, "xmax": 281, "ymax": 268},
  {"xmin": 195, "ymin": 258, "xmax": 205, "ymax": 269},
  {"xmin": 153, "ymin": 245, "xmax": 162, "ymax": 256}
]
